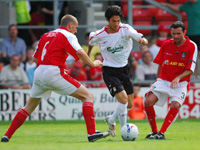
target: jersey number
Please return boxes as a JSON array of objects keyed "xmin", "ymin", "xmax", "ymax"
[{"xmin": 41, "ymin": 41, "xmax": 49, "ymax": 61}]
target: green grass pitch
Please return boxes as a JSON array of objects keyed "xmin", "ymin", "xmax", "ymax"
[{"xmin": 0, "ymin": 119, "xmax": 199, "ymax": 150}]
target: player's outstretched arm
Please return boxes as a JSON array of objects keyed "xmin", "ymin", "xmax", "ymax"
[
  {"xmin": 87, "ymin": 45, "xmax": 94, "ymax": 57},
  {"xmin": 76, "ymin": 49, "xmax": 103, "ymax": 67},
  {"xmin": 161, "ymin": 2, "xmax": 180, "ymax": 12},
  {"xmin": 170, "ymin": 69, "xmax": 193, "ymax": 89}
]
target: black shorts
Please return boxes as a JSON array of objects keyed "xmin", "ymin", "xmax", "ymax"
[{"xmin": 102, "ymin": 65, "xmax": 133, "ymax": 97}]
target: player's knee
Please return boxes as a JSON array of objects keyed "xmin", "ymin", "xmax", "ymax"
[
  {"xmin": 84, "ymin": 91, "xmax": 94, "ymax": 103},
  {"xmin": 144, "ymin": 98, "xmax": 153, "ymax": 107},
  {"xmin": 170, "ymin": 101, "xmax": 181, "ymax": 109}
]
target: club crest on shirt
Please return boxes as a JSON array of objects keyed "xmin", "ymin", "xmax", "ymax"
[
  {"xmin": 121, "ymin": 36, "xmax": 127, "ymax": 45},
  {"xmin": 181, "ymin": 52, "xmax": 186, "ymax": 58}
]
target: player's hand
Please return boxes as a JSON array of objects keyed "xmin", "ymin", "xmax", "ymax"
[
  {"xmin": 93, "ymin": 60, "xmax": 103, "ymax": 67},
  {"xmin": 170, "ymin": 77, "xmax": 180, "ymax": 89},
  {"xmin": 138, "ymin": 38, "xmax": 148, "ymax": 45}
]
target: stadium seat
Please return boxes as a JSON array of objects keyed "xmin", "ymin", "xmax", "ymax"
[
  {"xmin": 155, "ymin": 8, "xmax": 177, "ymax": 21},
  {"xmin": 147, "ymin": 7, "xmax": 159, "ymax": 16},
  {"xmin": 122, "ymin": 3, "xmax": 128, "ymax": 17},
  {"xmin": 169, "ymin": 0, "xmax": 186, "ymax": 4},
  {"xmin": 133, "ymin": 20, "xmax": 153, "ymax": 34},
  {"xmin": 122, "ymin": 3, "xmax": 142, "ymax": 17},
  {"xmin": 156, "ymin": 20, "xmax": 175, "ymax": 27},
  {"xmin": 131, "ymin": 51, "xmax": 142, "ymax": 61},
  {"xmin": 133, "ymin": 8, "xmax": 153, "ymax": 20}
]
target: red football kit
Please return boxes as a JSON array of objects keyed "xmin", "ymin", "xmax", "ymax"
[
  {"xmin": 154, "ymin": 36, "xmax": 197, "ymax": 82},
  {"xmin": 33, "ymin": 26, "xmax": 80, "ymax": 68},
  {"xmin": 2, "ymin": 26, "xmax": 97, "ymax": 140},
  {"xmin": 144, "ymin": 36, "xmax": 198, "ymax": 136}
]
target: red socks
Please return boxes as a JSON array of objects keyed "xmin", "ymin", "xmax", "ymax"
[
  {"xmin": 145, "ymin": 106, "xmax": 158, "ymax": 133},
  {"xmin": 82, "ymin": 102, "xmax": 96, "ymax": 135},
  {"xmin": 4, "ymin": 108, "xmax": 29, "ymax": 139},
  {"xmin": 159, "ymin": 108, "xmax": 179, "ymax": 134}
]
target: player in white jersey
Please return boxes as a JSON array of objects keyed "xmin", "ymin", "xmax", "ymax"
[{"xmin": 88, "ymin": 5, "xmax": 148, "ymax": 137}]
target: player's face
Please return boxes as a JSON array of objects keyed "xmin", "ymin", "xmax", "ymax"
[
  {"xmin": 171, "ymin": 27, "xmax": 186, "ymax": 45},
  {"xmin": 107, "ymin": 15, "xmax": 121, "ymax": 33},
  {"xmin": 70, "ymin": 22, "xmax": 78, "ymax": 34}
]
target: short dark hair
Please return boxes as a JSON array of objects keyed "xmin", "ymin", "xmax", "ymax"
[
  {"xmin": 105, "ymin": 5, "xmax": 122, "ymax": 20},
  {"xmin": 8, "ymin": 24, "xmax": 17, "ymax": 31},
  {"xmin": 170, "ymin": 21, "xmax": 185, "ymax": 32},
  {"xmin": 60, "ymin": 14, "xmax": 77, "ymax": 27}
]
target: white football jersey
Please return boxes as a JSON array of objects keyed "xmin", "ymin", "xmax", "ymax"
[{"xmin": 89, "ymin": 23, "xmax": 143, "ymax": 67}]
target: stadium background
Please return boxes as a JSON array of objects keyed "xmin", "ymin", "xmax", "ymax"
[{"xmin": 0, "ymin": 0, "xmax": 200, "ymax": 121}]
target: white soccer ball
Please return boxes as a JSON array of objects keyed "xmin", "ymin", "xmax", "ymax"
[{"xmin": 121, "ymin": 123, "xmax": 139, "ymax": 141}]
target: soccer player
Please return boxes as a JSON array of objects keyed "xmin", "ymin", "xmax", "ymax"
[
  {"xmin": 1, "ymin": 15, "xmax": 110, "ymax": 143},
  {"xmin": 145, "ymin": 21, "xmax": 197, "ymax": 139},
  {"xmin": 88, "ymin": 5, "xmax": 148, "ymax": 136}
]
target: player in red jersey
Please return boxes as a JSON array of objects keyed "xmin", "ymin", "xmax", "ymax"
[
  {"xmin": 1, "ymin": 15, "xmax": 111, "ymax": 143},
  {"xmin": 144, "ymin": 21, "xmax": 198, "ymax": 140}
]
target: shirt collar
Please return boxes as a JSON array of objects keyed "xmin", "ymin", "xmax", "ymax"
[{"xmin": 59, "ymin": 26, "xmax": 69, "ymax": 31}]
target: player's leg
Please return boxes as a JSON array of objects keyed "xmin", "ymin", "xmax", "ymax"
[
  {"xmin": 144, "ymin": 92, "xmax": 159, "ymax": 139},
  {"xmin": 70, "ymin": 85, "xmax": 95, "ymax": 135},
  {"xmin": 1, "ymin": 98, "xmax": 41, "ymax": 142},
  {"xmin": 157, "ymin": 101, "xmax": 180, "ymax": 140},
  {"xmin": 70, "ymin": 85, "xmax": 110, "ymax": 142},
  {"xmin": 156, "ymin": 81, "xmax": 187, "ymax": 139},
  {"xmin": 115, "ymin": 91, "xmax": 128, "ymax": 128},
  {"xmin": 127, "ymin": 93, "xmax": 134, "ymax": 109}
]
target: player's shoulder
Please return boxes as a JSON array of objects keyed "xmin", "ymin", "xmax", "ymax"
[
  {"xmin": 188, "ymin": 39, "xmax": 197, "ymax": 49},
  {"xmin": 89, "ymin": 27, "xmax": 107, "ymax": 38},
  {"xmin": 120, "ymin": 23, "xmax": 131, "ymax": 29}
]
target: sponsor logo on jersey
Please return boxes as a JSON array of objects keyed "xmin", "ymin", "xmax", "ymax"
[
  {"xmin": 166, "ymin": 53, "xmax": 172, "ymax": 55},
  {"xmin": 164, "ymin": 60, "xmax": 185, "ymax": 67},
  {"xmin": 164, "ymin": 60, "xmax": 169, "ymax": 65},
  {"xmin": 107, "ymin": 45, "xmax": 123, "ymax": 53}
]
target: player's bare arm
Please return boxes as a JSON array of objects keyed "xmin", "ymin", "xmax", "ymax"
[
  {"xmin": 76, "ymin": 49, "xmax": 103, "ymax": 67},
  {"xmin": 87, "ymin": 45, "xmax": 93, "ymax": 56},
  {"xmin": 161, "ymin": 2, "xmax": 180, "ymax": 12},
  {"xmin": 33, "ymin": 57, "xmax": 38, "ymax": 63},
  {"xmin": 138, "ymin": 37, "xmax": 148, "ymax": 45},
  {"xmin": 156, "ymin": 65, "xmax": 162, "ymax": 78},
  {"xmin": 170, "ymin": 69, "xmax": 193, "ymax": 89}
]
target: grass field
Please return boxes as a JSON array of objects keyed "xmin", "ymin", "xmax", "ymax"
[{"xmin": 0, "ymin": 119, "xmax": 199, "ymax": 150}]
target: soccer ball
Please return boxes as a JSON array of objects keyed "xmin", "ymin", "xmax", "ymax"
[{"xmin": 121, "ymin": 123, "xmax": 139, "ymax": 141}]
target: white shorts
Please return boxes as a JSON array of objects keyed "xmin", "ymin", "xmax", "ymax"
[
  {"xmin": 146, "ymin": 78, "xmax": 188, "ymax": 107},
  {"xmin": 30, "ymin": 65, "xmax": 81, "ymax": 98}
]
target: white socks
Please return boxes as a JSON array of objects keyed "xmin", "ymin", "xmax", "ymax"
[{"xmin": 109, "ymin": 102, "xmax": 128, "ymax": 128}]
